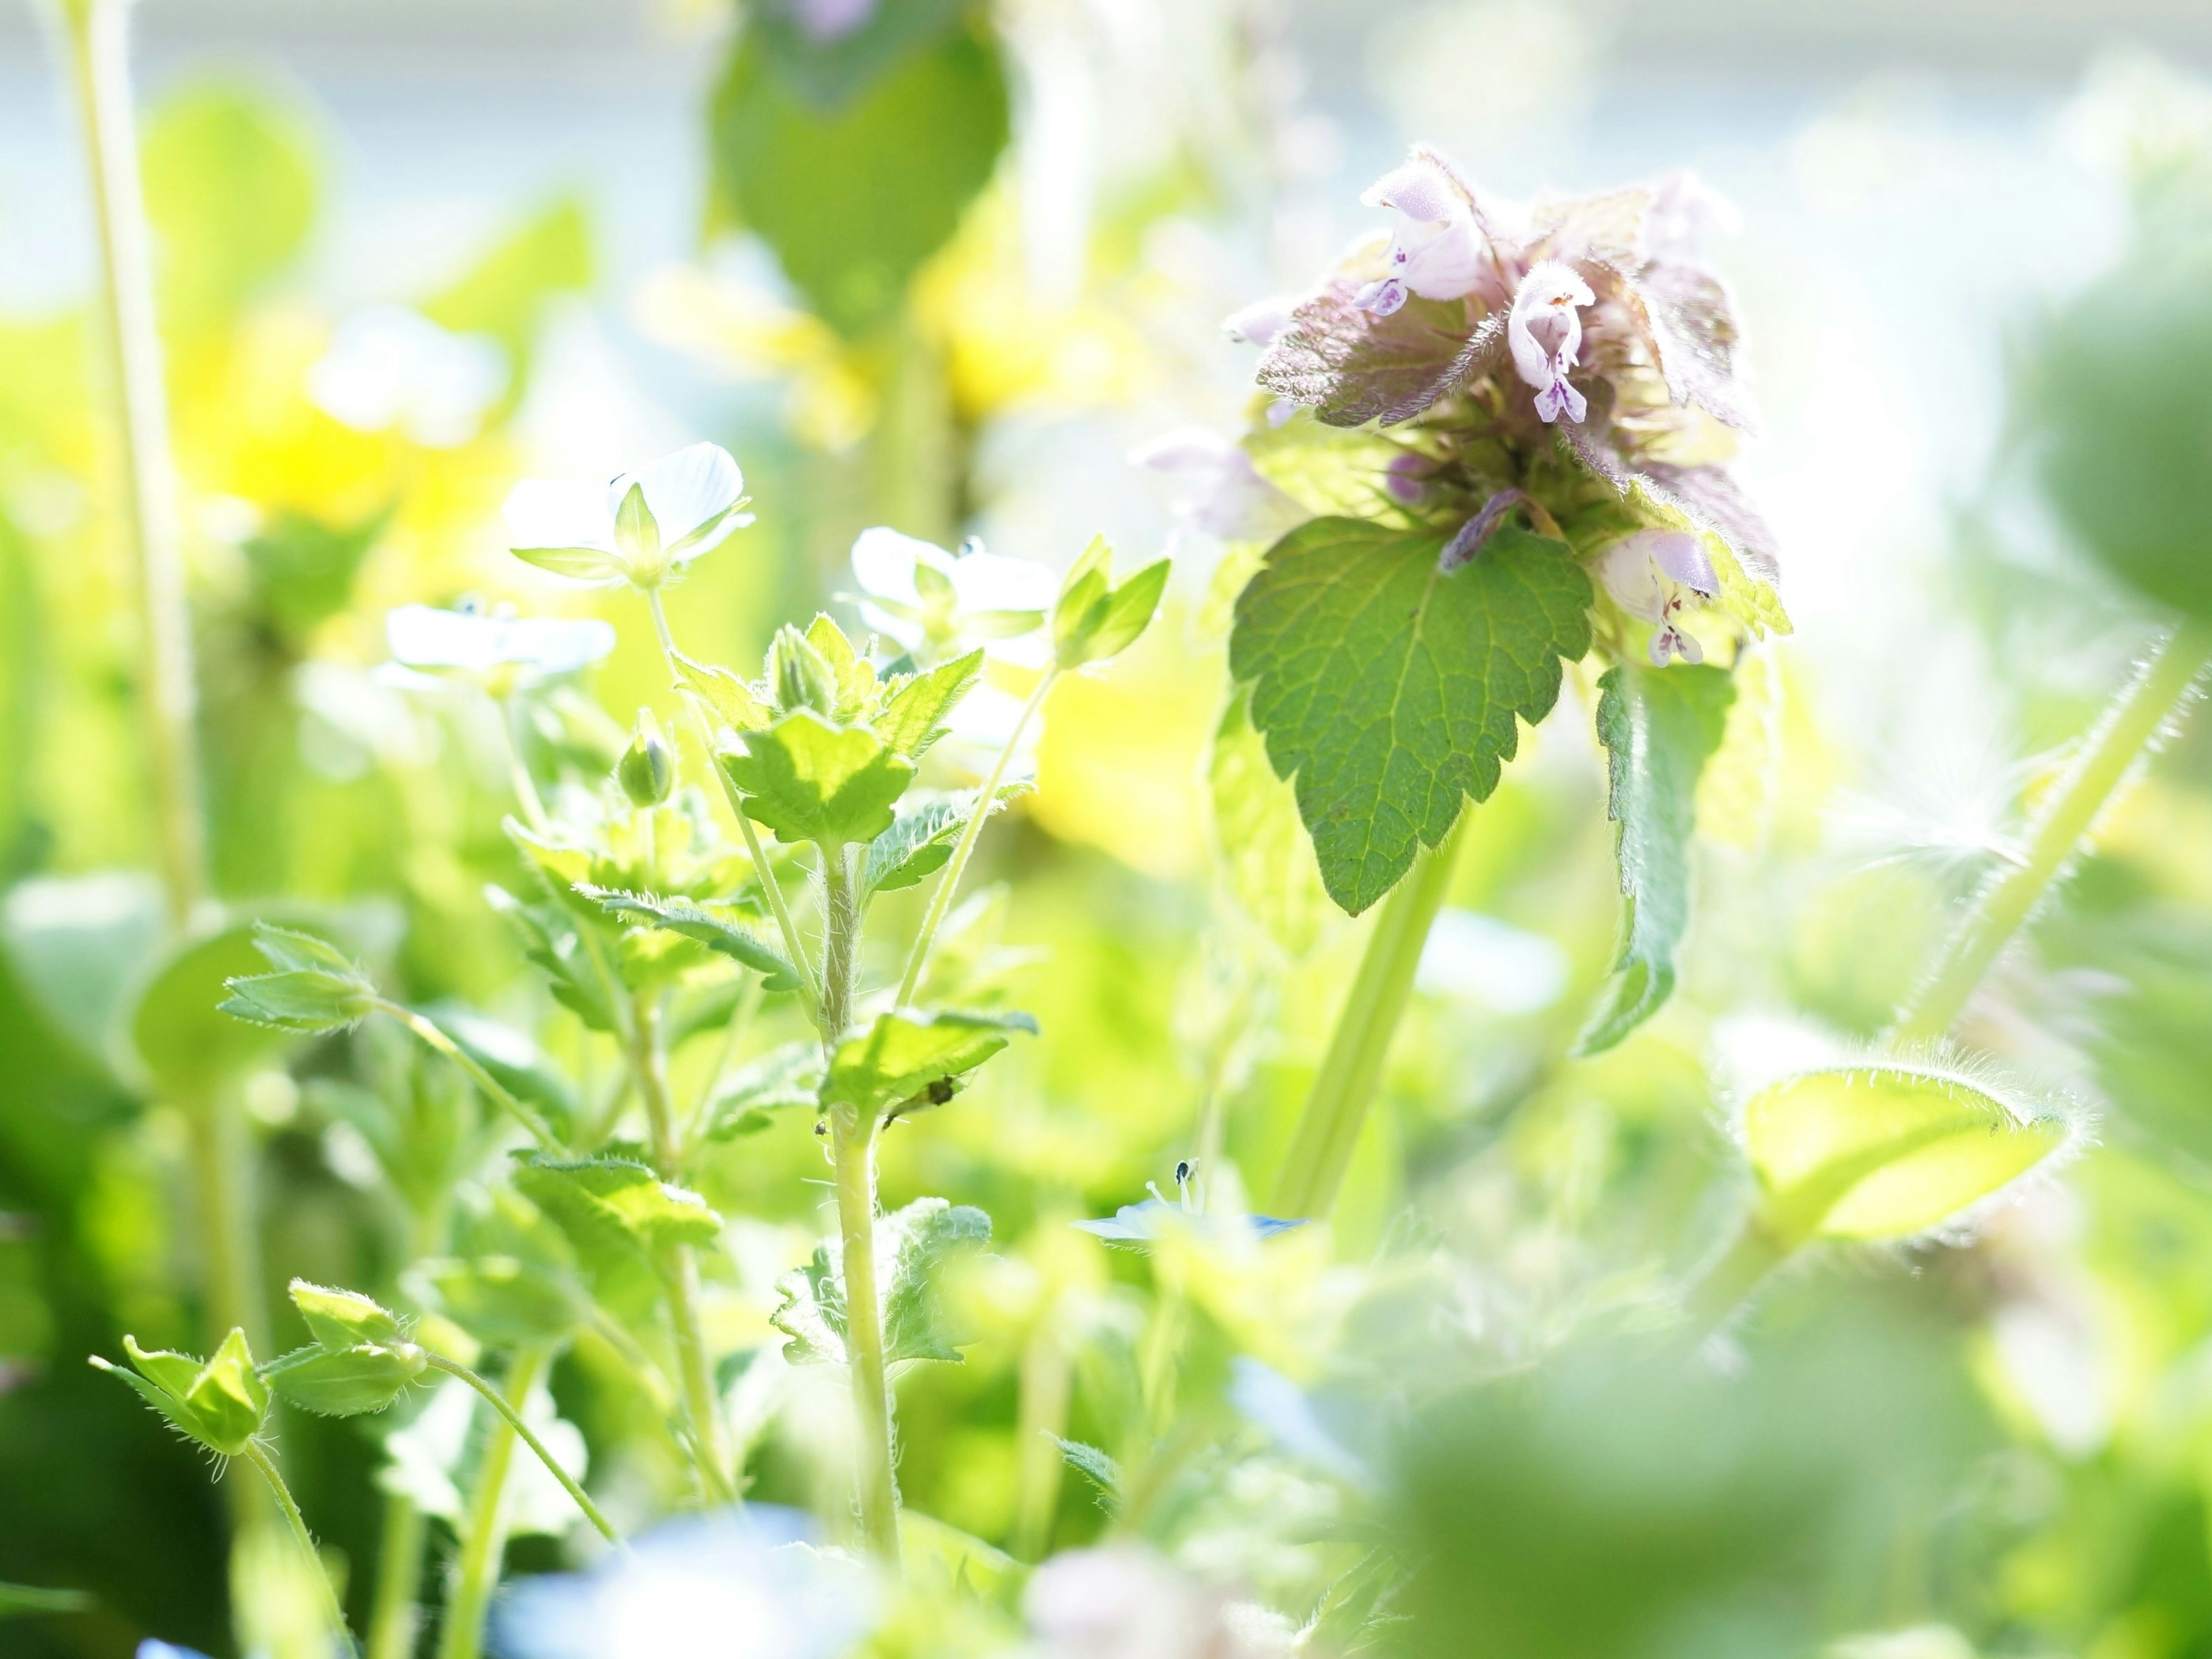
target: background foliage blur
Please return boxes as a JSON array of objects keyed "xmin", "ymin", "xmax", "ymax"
[{"xmin": 5, "ymin": 1, "xmax": 2212, "ymax": 1656}]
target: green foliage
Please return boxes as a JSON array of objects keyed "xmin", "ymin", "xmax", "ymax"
[
  {"xmin": 717, "ymin": 710, "xmax": 916, "ymax": 847},
  {"xmin": 135, "ymin": 922, "xmax": 298, "ymax": 1094},
  {"xmin": 1577, "ymin": 663, "xmax": 1736, "ymax": 1054},
  {"xmin": 421, "ymin": 195, "xmax": 592, "ymax": 367},
  {"xmin": 241, "ymin": 507, "xmax": 389, "ymax": 647},
  {"xmin": 821, "ymin": 1006, "xmax": 1035, "ymax": 1119},
  {"xmin": 700, "ymin": 1039, "xmax": 824, "ymax": 1140},
  {"xmin": 1208, "ymin": 684, "xmax": 1331, "ymax": 955},
  {"xmin": 672, "ymin": 649, "xmax": 774, "ymax": 735},
  {"xmin": 512, "ymin": 1155, "xmax": 724, "ymax": 1267},
  {"xmin": 1052, "ymin": 537, "xmax": 1171, "ymax": 670},
  {"xmin": 1743, "ymin": 1065, "xmax": 2076, "ymax": 1247},
  {"xmin": 218, "ymin": 923, "xmax": 378, "ymax": 1035},
  {"xmin": 410, "ymin": 1255, "xmax": 582, "ymax": 1347},
  {"xmin": 0, "ymin": 1583, "xmax": 91, "ymax": 1619},
  {"xmin": 258, "ymin": 1279, "xmax": 426, "ymax": 1417},
  {"xmin": 578, "ymin": 887, "xmax": 806, "ymax": 994},
  {"xmin": 289, "ymin": 1279, "xmax": 403, "ymax": 1348},
  {"xmin": 1230, "ymin": 519, "xmax": 1592, "ymax": 914},
  {"xmin": 709, "ymin": 21, "xmax": 1010, "ymax": 336},
  {"xmin": 864, "ymin": 787, "xmax": 1016, "ymax": 896},
  {"xmin": 772, "ymin": 1197, "xmax": 991, "ymax": 1366},
  {"xmin": 141, "ymin": 83, "xmax": 319, "ymax": 331},
  {"xmin": 875, "ymin": 650, "xmax": 983, "ymax": 759},
  {"xmin": 92, "ymin": 1329, "xmax": 268, "ymax": 1457},
  {"xmin": 426, "ymin": 1005, "xmax": 579, "ymax": 1140}
]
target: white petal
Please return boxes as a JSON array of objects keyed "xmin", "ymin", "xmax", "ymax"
[
  {"xmin": 849, "ymin": 526, "xmax": 948, "ymax": 605},
  {"xmin": 1400, "ymin": 218, "xmax": 1486, "ymax": 302},
  {"xmin": 1595, "ymin": 540, "xmax": 1668, "ymax": 624},
  {"xmin": 948, "ymin": 550, "xmax": 1058, "ymax": 616},
  {"xmin": 1128, "ymin": 427, "xmax": 1234, "ymax": 478},
  {"xmin": 624, "ymin": 443, "xmax": 743, "ymax": 545},
  {"xmin": 1360, "ymin": 156, "xmax": 1463, "ymax": 225},
  {"xmin": 505, "ymin": 479, "xmax": 615, "ymax": 555},
  {"xmin": 1222, "ymin": 297, "xmax": 1294, "ymax": 347},
  {"xmin": 1640, "ymin": 529, "xmax": 1718, "ymax": 595}
]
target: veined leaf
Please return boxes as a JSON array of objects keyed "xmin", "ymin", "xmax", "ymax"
[
  {"xmin": 1230, "ymin": 519, "xmax": 1591, "ymax": 914},
  {"xmin": 288, "ymin": 1279, "xmax": 403, "ymax": 1349},
  {"xmin": 863, "ymin": 786, "xmax": 1021, "ymax": 897},
  {"xmin": 771, "ymin": 1197, "xmax": 992, "ymax": 1366},
  {"xmin": 513, "ymin": 1154, "xmax": 724, "ymax": 1266},
  {"xmin": 701, "ymin": 1040, "xmax": 825, "ymax": 1141},
  {"xmin": 822, "ymin": 1007, "xmax": 1036, "ymax": 1119},
  {"xmin": 1575, "ymin": 663, "xmax": 1735, "ymax": 1055},
  {"xmin": 1257, "ymin": 286, "xmax": 1506, "ymax": 428},
  {"xmin": 874, "ymin": 649, "xmax": 982, "ymax": 759},
  {"xmin": 1743, "ymin": 1064, "xmax": 2078, "ymax": 1247},
  {"xmin": 717, "ymin": 710, "xmax": 916, "ymax": 848},
  {"xmin": 408, "ymin": 1255, "xmax": 583, "ymax": 1347},
  {"xmin": 577, "ymin": 886, "xmax": 806, "ymax": 995},
  {"xmin": 671, "ymin": 649, "xmax": 772, "ymax": 735},
  {"xmin": 260, "ymin": 1341, "xmax": 424, "ymax": 1418}
]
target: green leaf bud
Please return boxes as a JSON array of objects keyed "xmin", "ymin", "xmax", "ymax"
[
  {"xmin": 260, "ymin": 1340, "xmax": 426, "ymax": 1418},
  {"xmin": 218, "ymin": 923, "xmax": 377, "ymax": 1034},
  {"xmin": 1050, "ymin": 535, "xmax": 1171, "ymax": 669},
  {"xmin": 768, "ymin": 623, "xmax": 842, "ymax": 718},
  {"xmin": 616, "ymin": 707, "xmax": 676, "ymax": 807},
  {"xmin": 92, "ymin": 1328, "xmax": 270, "ymax": 1456}
]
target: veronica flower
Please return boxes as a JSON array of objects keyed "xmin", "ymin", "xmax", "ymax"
[
  {"xmin": 381, "ymin": 601, "xmax": 615, "ymax": 695},
  {"xmin": 1594, "ymin": 529, "xmax": 1717, "ymax": 665},
  {"xmin": 844, "ymin": 527, "xmax": 1056, "ymax": 665},
  {"xmin": 507, "ymin": 442, "xmax": 752, "ymax": 590},
  {"xmin": 1350, "ymin": 154, "xmax": 1491, "ymax": 317},
  {"xmin": 137, "ymin": 1644, "xmax": 210, "ymax": 1659},
  {"xmin": 497, "ymin": 1509, "xmax": 872, "ymax": 1659},
  {"xmin": 1073, "ymin": 1162, "xmax": 1304, "ymax": 1247},
  {"xmin": 1508, "ymin": 260, "xmax": 1596, "ymax": 424}
]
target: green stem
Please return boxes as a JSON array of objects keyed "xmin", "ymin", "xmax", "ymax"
[
  {"xmin": 894, "ymin": 668, "xmax": 1055, "ymax": 1006},
  {"xmin": 59, "ymin": 0, "xmax": 206, "ymax": 924},
  {"xmin": 630, "ymin": 993, "xmax": 737, "ymax": 1507},
  {"xmin": 1137, "ymin": 1265, "xmax": 1185, "ymax": 1439},
  {"xmin": 424, "ymin": 1354, "xmax": 619, "ymax": 1544},
  {"xmin": 1272, "ymin": 816, "xmax": 1468, "ymax": 1220},
  {"xmin": 437, "ymin": 1345, "xmax": 547, "ymax": 1659},
  {"xmin": 498, "ymin": 693, "xmax": 550, "ymax": 832},
  {"xmin": 378, "ymin": 1001, "xmax": 558, "ymax": 1150},
  {"xmin": 644, "ymin": 586, "xmax": 820, "ymax": 1022},
  {"xmin": 241, "ymin": 1440, "xmax": 351, "ymax": 1645},
  {"xmin": 1684, "ymin": 1220, "xmax": 1791, "ymax": 1338},
  {"xmin": 365, "ymin": 1491, "xmax": 426, "ymax": 1659},
  {"xmin": 831, "ymin": 1109, "xmax": 901, "ymax": 1566},
  {"xmin": 1010, "ymin": 1305, "xmax": 1072, "ymax": 1562},
  {"xmin": 1891, "ymin": 622, "xmax": 2212, "ymax": 1046}
]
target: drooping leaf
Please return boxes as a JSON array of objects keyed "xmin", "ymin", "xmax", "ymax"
[
  {"xmin": 821, "ymin": 1007, "xmax": 1035, "ymax": 1119},
  {"xmin": 260, "ymin": 1341, "xmax": 424, "ymax": 1418},
  {"xmin": 1575, "ymin": 663, "xmax": 1735, "ymax": 1055},
  {"xmin": 1230, "ymin": 520, "xmax": 1592, "ymax": 914},
  {"xmin": 1257, "ymin": 285, "xmax": 1507, "ymax": 428},
  {"xmin": 577, "ymin": 887, "xmax": 806, "ymax": 995},
  {"xmin": 701, "ymin": 1040, "xmax": 825, "ymax": 1141},
  {"xmin": 709, "ymin": 24, "xmax": 1010, "ymax": 337},
  {"xmin": 513, "ymin": 1154, "xmax": 724, "ymax": 1265},
  {"xmin": 717, "ymin": 711, "xmax": 916, "ymax": 847},
  {"xmin": 873, "ymin": 649, "xmax": 983, "ymax": 759},
  {"xmin": 771, "ymin": 1196, "xmax": 992, "ymax": 1366},
  {"xmin": 1743, "ymin": 1065, "xmax": 2078, "ymax": 1248}
]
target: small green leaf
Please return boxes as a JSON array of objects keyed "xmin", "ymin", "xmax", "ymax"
[
  {"xmin": 1050, "ymin": 537, "xmax": 1168, "ymax": 669},
  {"xmin": 261, "ymin": 1341, "xmax": 425, "ymax": 1418},
  {"xmin": 770, "ymin": 1196, "xmax": 992, "ymax": 1366},
  {"xmin": 805, "ymin": 613, "xmax": 878, "ymax": 718},
  {"xmin": 671, "ymin": 649, "xmax": 773, "ymax": 734},
  {"xmin": 118, "ymin": 1335, "xmax": 203, "ymax": 1402},
  {"xmin": 1575, "ymin": 663, "xmax": 1735, "ymax": 1055},
  {"xmin": 862, "ymin": 787, "xmax": 1020, "ymax": 897},
  {"xmin": 219, "ymin": 923, "xmax": 378, "ymax": 1034},
  {"xmin": 1083, "ymin": 559, "xmax": 1171, "ymax": 665},
  {"xmin": 1230, "ymin": 520, "xmax": 1592, "ymax": 914},
  {"xmin": 702, "ymin": 1040, "xmax": 825, "ymax": 1141},
  {"xmin": 511, "ymin": 544, "xmax": 627, "ymax": 585},
  {"xmin": 513, "ymin": 1154, "xmax": 724, "ymax": 1263},
  {"xmin": 1209, "ymin": 684, "xmax": 1331, "ymax": 955},
  {"xmin": 577, "ymin": 886, "xmax": 806, "ymax": 995},
  {"xmin": 408, "ymin": 1255, "xmax": 584, "ymax": 1347},
  {"xmin": 1743, "ymin": 1064, "xmax": 2078, "ymax": 1248},
  {"xmin": 0, "ymin": 1582, "xmax": 92, "ymax": 1619},
  {"xmin": 1054, "ymin": 1436, "xmax": 1122, "ymax": 1503},
  {"xmin": 717, "ymin": 710, "xmax": 916, "ymax": 847},
  {"xmin": 874, "ymin": 649, "xmax": 982, "ymax": 759},
  {"xmin": 821, "ymin": 1007, "xmax": 1036, "ymax": 1119},
  {"xmin": 287, "ymin": 1279, "xmax": 403, "ymax": 1348},
  {"xmin": 97, "ymin": 1329, "xmax": 270, "ymax": 1457},
  {"xmin": 484, "ymin": 886, "xmax": 619, "ymax": 1033}
]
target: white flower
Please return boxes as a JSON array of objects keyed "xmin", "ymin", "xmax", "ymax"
[
  {"xmin": 506, "ymin": 442, "xmax": 752, "ymax": 589},
  {"xmin": 382, "ymin": 602, "xmax": 615, "ymax": 692},
  {"xmin": 1508, "ymin": 260, "xmax": 1596, "ymax": 424},
  {"xmin": 846, "ymin": 527, "xmax": 1056, "ymax": 664},
  {"xmin": 1415, "ymin": 907, "xmax": 1570, "ymax": 1014},
  {"xmin": 1128, "ymin": 427, "xmax": 1304, "ymax": 543},
  {"xmin": 1594, "ymin": 529, "xmax": 1717, "ymax": 666},
  {"xmin": 497, "ymin": 1509, "xmax": 873, "ymax": 1659},
  {"xmin": 1026, "ymin": 1547, "xmax": 1290, "ymax": 1659},
  {"xmin": 1350, "ymin": 154, "xmax": 1489, "ymax": 317},
  {"xmin": 1640, "ymin": 169, "xmax": 1741, "ymax": 268},
  {"xmin": 308, "ymin": 304, "xmax": 507, "ymax": 448}
]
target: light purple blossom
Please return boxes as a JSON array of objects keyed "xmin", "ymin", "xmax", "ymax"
[
  {"xmin": 1508, "ymin": 260, "xmax": 1596, "ymax": 424},
  {"xmin": 1350, "ymin": 154, "xmax": 1490, "ymax": 317},
  {"xmin": 1595, "ymin": 529, "xmax": 1718, "ymax": 666},
  {"xmin": 1025, "ymin": 1547, "xmax": 1292, "ymax": 1659},
  {"xmin": 1221, "ymin": 297, "xmax": 1296, "ymax": 349},
  {"xmin": 790, "ymin": 0, "xmax": 876, "ymax": 41},
  {"xmin": 1128, "ymin": 428, "xmax": 1304, "ymax": 543},
  {"xmin": 1073, "ymin": 1168, "xmax": 1304, "ymax": 1248}
]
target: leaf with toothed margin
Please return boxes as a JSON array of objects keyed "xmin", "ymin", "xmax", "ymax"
[
  {"xmin": 1576, "ymin": 662, "xmax": 1735, "ymax": 1055},
  {"xmin": 873, "ymin": 649, "xmax": 983, "ymax": 759},
  {"xmin": 1258, "ymin": 284, "xmax": 1508, "ymax": 428},
  {"xmin": 716, "ymin": 710, "xmax": 916, "ymax": 849},
  {"xmin": 575, "ymin": 886, "xmax": 806, "ymax": 995},
  {"xmin": 1230, "ymin": 518, "xmax": 1591, "ymax": 915},
  {"xmin": 821, "ymin": 1007, "xmax": 1036, "ymax": 1120},
  {"xmin": 512, "ymin": 1154, "xmax": 723, "ymax": 1268},
  {"xmin": 771, "ymin": 1197, "xmax": 992, "ymax": 1366}
]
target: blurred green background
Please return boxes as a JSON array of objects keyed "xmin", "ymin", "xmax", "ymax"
[{"xmin": 5, "ymin": 1, "xmax": 2212, "ymax": 1656}]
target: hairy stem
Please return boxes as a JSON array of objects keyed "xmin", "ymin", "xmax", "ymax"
[
  {"xmin": 437, "ymin": 1345, "xmax": 547, "ymax": 1659},
  {"xmin": 1273, "ymin": 816, "xmax": 1467, "ymax": 1220},
  {"xmin": 424, "ymin": 1354, "xmax": 619, "ymax": 1544},
  {"xmin": 645, "ymin": 586, "xmax": 820, "ymax": 1022},
  {"xmin": 631, "ymin": 993, "xmax": 737, "ymax": 1506},
  {"xmin": 378, "ymin": 1001, "xmax": 558, "ymax": 1150},
  {"xmin": 60, "ymin": 0, "xmax": 206, "ymax": 923},
  {"xmin": 365, "ymin": 1491, "xmax": 426, "ymax": 1659},
  {"xmin": 241, "ymin": 1440, "xmax": 351, "ymax": 1645},
  {"xmin": 894, "ymin": 668, "xmax": 1055, "ymax": 1006},
  {"xmin": 1891, "ymin": 622, "xmax": 2212, "ymax": 1046}
]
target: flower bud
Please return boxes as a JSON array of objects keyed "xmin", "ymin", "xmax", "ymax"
[
  {"xmin": 616, "ymin": 707, "xmax": 676, "ymax": 807},
  {"xmin": 768, "ymin": 623, "xmax": 840, "ymax": 717}
]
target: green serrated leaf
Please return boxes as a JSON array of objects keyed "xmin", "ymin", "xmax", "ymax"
[
  {"xmin": 822, "ymin": 1007, "xmax": 1035, "ymax": 1119},
  {"xmin": 1575, "ymin": 663, "xmax": 1735, "ymax": 1055},
  {"xmin": 1230, "ymin": 520, "xmax": 1592, "ymax": 914},
  {"xmin": 1209, "ymin": 684, "xmax": 1331, "ymax": 955},
  {"xmin": 702, "ymin": 1040, "xmax": 825, "ymax": 1141},
  {"xmin": 1053, "ymin": 1435, "xmax": 1122, "ymax": 1502},
  {"xmin": 874, "ymin": 649, "xmax": 982, "ymax": 759},
  {"xmin": 484, "ymin": 885, "xmax": 619, "ymax": 1034},
  {"xmin": 717, "ymin": 710, "xmax": 916, "ymax": 848},
  {"xmin": 805, "ymin": 613, "xmax": 878, "ymax": 718},
  {"xmin": 260, "ymin": 1341, "xmax": 424, "ymax": 1418},
  {"xmin": 771, "ymin": 1196, "xmax": 992, "ymax": 1367},
  {"xmin": 409, "ymin": 1255, "xmax": 584, "ymax": 1346},
  {"xmin": 577, "ymin": 886, "xmax": 806, "ymax": 995},
  {"xmin": 288, "ymin": 1279, "xmax": 403, "ymax": 1349},
  {"xmin": 218, "ymin": 924, "xmax": 380, "ymax": 1035},
  {"xmin": 862, "ymin": 788, "xmax": 1020, "ymax": 897},
  {"xmin": 771, "ymin": 1243, "xmax": 847, "ymax": 1365},
  {"xmin": 671, "ymin": 649, "xmax": 773, "ymax": 734},
  {"xmin": 514, "ymin": 1155, "xmax": 723, "ymax": 1264}
]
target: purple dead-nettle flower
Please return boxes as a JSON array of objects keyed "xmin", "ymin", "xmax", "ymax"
[
  {"xmin": 1222, "ymin": 297, "xmax": 1297, "ymax": 349},
  {"xmin": 1129, "ymin": 428, "xmax": 1305, "ymax": 544},
  {"xmin": 1351, "ymin": 153, "xmax": 1493, "ymax": 318},
  {"xmin": 846, "ymin": 527, "xmax": 1056, "ymax": 666},
  {"xmin": 1596, "ymin": 529, "xmax": 1718, "ymax": 666},
  {"xmin": 1508, "ymin": 260, "xmax": 1597, "ymax": 425}
]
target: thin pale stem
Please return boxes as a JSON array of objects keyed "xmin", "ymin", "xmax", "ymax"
[
  {"xmin": 1272, "ymin": 816, "xmax": 1468, "ymax": 1220},
  {"xmin": 1138, "ymin": 1264, "xmax": 1185, "ymax": 1438},
  {"xmin": 498, "ymin": 693, "xmax": 550, "ymax": 832},
  {"xmin": 437, "ymin": 1345, "xmax": 547, "ymax": 1659},
  {"xmin": 241, "ymin": 1440, "xmax": 351, "ymax": 1645},
  {"xmin": 365, "ymin": 1490, "xmax": 426, "ymax": 1659},
  {"xmin": 1684, "ymin": 1219, "xmax": 1792, "ymax": 1339},
  {"xmin": 831, "ymin": 1109, "xmax": 901, "ymax": 1566},
  {"xmin": 894, "ymin": 668, "xmax": 1055, "ymax": 1006},
  {"xmin": 1891, "ymin": 622, "xmax": 2212, "ymax": 1046},
  {"xmin": 1010, "ymin": 1305, "xmax": 1073, "ymax": 1563},
  {"xmin": 630, "ymin": 993, "xmax": 737, "ymax": 1506},
  {"xmin": 378, "ymin": 1001, "xmax": 558, "ymax": 1150},
  {"xmin": 645, "ymin": 586, "xmax": 820, "ymax": 1021},
  {"xmin": 424, "ymin": 1354, "xmax": 620, "ymax": 1544},
  {"xmin": 60, "ymin": 0, "xmax": 206, "ymax": 923}
]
